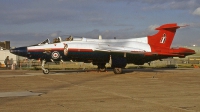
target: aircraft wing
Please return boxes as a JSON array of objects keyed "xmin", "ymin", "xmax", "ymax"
[
  {"xmin": 95, "ymin": 44, "xmax": 146, "ymax": 54},
  {"xmin": 95, "ymin": 44, "xmax": 189, "ymax": 57}
]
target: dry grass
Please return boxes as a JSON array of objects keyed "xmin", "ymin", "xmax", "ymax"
[{"xmin": 16, "ymin": 61, "xmax": 199, "ymax": 70}]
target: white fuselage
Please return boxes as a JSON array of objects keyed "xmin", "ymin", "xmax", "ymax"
[{"xmin": 27, "ymin": 37, "xmax": 151, "ymax": 53}]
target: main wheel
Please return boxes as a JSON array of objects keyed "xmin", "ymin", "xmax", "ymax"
[
  {"xmin": 97, "ymin": 63, "xmax": 106, "ymax": 72},
  {"xmin": 113, "ymin": 68, "xmax": 123, "ymax": 74},
  {"xmin": 99, "ymin": 67, "xmax": 106, "ymax": 72},
  {"xmin": 43, "ymin": 68, "xmax": 49, "ymax": 74}
]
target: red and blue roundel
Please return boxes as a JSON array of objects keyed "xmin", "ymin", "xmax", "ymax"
[{"xmin": 51, "ymin": 51, "xmax": 60, "ymax": 59}]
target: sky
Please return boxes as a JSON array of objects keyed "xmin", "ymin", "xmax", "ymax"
[{"xmin": 0, "ymin": 0, "xmax": 200, "ymax": 47}]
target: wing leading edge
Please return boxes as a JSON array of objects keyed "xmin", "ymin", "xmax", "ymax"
[{"xmin": 95, "ymin": 44, "xmax": 146, "ymax": 54}]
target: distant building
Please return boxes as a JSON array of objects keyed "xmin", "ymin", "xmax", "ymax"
[{"xmin": 0, "ymin": 41, "xmax": 10, "ymax": 50}]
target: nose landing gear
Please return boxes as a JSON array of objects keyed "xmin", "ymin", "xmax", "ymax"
[{"xmin": 41, "ymin": 59, "xmax": 49, "ymax": 74}]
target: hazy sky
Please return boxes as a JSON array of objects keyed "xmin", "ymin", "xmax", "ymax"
[{"xmin": 0, "ymin": 0, "xmax": 200, "ymax": 47}]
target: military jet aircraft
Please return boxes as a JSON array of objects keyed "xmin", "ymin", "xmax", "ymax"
[{"xmin": 10, "ymin": 23, "xmax": 195, "ymax": 74}]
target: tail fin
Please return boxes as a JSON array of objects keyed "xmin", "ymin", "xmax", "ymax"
[{"xmin": 148, "ymin": 23, "xmax": 180, "ymax": 48}]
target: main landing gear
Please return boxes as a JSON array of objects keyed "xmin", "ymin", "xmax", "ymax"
[
  {"xmin": 41, "ymin": 60, "xmax": 123, "ymax": 74},
  {"xmin": 113, "ymin": 68, "xmax": 123, "ymax": 74},
  {"xmin": 97, "ymin": 63, "xmax": 106, "ymax": 72},
  {"xmin": 41, "ymin": 60, "xmax": 49, "ymax": 74},
  {"xmin": 97, "ymin": 63, "xmax": 123, "ymax": 74},
  {"xmin": 111, "ymin": 57, "xmax": 126, "ymax": 74}
]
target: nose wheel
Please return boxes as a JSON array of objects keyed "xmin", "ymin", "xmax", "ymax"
[
  {"xmin": 41, "ymin": 59, "xmax": 50, "ymax": 74},
  {"xmin": 43, "ymin": 68, "xmax": 49, "ymax": 74}
]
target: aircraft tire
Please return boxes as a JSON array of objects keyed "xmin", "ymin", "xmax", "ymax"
[
  {"xmin": 113, "ymin": 68, "xmax": 123, "ymax": 74},
  {"xmin": 43, "ymin": 68, "xmax": 49, "ymax": 74},
  {"xmin": 99, "ymin": 67, "xmax": 106, "ymax": 72},
  {"xmin": 97, "ymin": 63, "xmax": 106, "ymax": 72}
]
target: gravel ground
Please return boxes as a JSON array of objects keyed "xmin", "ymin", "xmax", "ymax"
[{"xmin": 0, "ymin": 68, "xmax": 199, "ymax": 112}]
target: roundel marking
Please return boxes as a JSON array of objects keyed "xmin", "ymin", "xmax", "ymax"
[{"xmin": 51, "ymin": 51, "xmax": 60, "ymax": 59}]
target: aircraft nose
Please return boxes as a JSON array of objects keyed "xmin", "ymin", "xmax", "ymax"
[{"xmin": 10, "ymin": 47, "xmax": 28, "ymax": 57}]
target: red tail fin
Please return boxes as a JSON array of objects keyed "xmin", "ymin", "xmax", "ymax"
[{"xmin": 148, "ymin": 23, "xmax": 180, "ymax": 48}]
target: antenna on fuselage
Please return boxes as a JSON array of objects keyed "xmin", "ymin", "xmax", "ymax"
[{"xmin": 99, "ymin": 35, "xmax": 102, "ymax": 40}]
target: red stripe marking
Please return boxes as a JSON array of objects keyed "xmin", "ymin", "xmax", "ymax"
[{"xmin": 28, "ymin": 48, "xmax": 93, "ymax": 52}]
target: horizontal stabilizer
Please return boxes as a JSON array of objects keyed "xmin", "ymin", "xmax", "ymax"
[{"xmin": 155, "ymin": 23, "xmax": 180, "ymax": 30}]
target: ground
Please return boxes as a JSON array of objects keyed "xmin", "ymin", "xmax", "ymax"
[{"xmin": 0, "ymin": 68, "xmax": 199, "ymax": 112}]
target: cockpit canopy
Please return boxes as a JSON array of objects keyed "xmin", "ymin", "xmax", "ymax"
[
  {"xmin": 38, "ymin": 38, "xmax": 50, "ymax": 45},
  {"xmin": 65, "ymin": 35, "xmax": 73, "ymax": 41},
  {"xmin": 53, "ymin": 35, "xmax": 73, "ymax": 43},
  {"xmin": 36, "ymin": 34, "xmax": 94, "ymax": 45},
  {"xmin": 53, "ymin": 37, "xmax": 62, "ymax": 43},
  {"xmin": 31, "ymin": 38, "xmax": 50, "ymax": 46}
]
